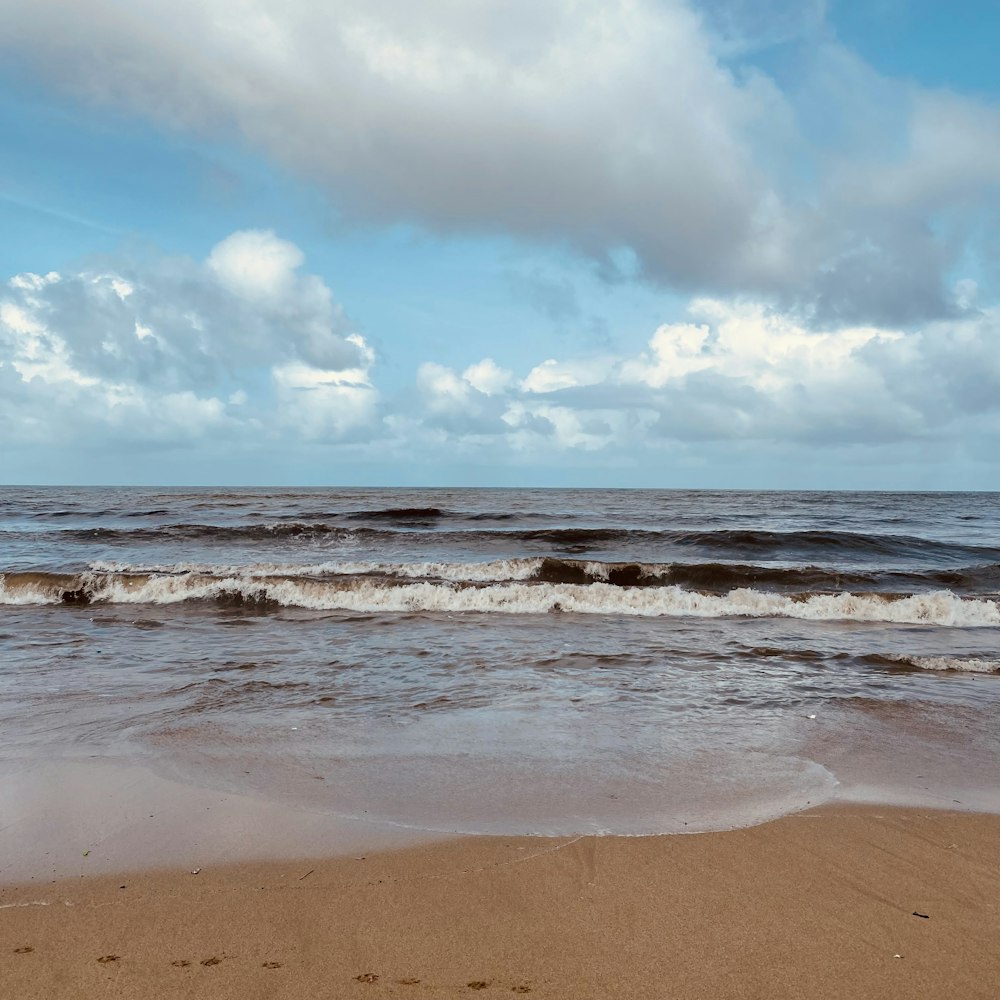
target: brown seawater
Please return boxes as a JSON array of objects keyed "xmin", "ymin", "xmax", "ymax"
[{"xmin": 2, "ymin": 486, "xmax": 999, "ymax": 836}]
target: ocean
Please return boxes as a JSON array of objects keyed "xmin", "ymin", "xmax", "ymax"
[{"xmin": 2, "ymin": 486, "xmax": 998, "ymax": 836}]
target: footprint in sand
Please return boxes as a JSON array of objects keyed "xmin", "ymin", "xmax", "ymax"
[
  {"xmin": 170, "ymin": 960, "xmax": 191, "ymax": 967},
  {"xmin": 201, "ymin": 957, "xmax": 222, "ymax": 967},
  {"xmin": 96, "ymin": 955, "xmax": 120, "ymax": 964},
  {"xmin": 13, "ymin": 947, "xmax": 34, "ymax": 955},
  {"xmin": 467, "ymin": 981, "xmax": 491, "ymax": 990},
  {"xmin": 511, "ymin": 987, "xmax": 532, "ymax": 994},
  {"xmin": 355, "ymin": 972, "xmax": 379, "ymax": 983},
  {"xmin": 262, "ymin": 961, "xmax": 283, "ymax": 969},
  {"xmin": 397, "ymin": 978, "xmax": 421, "ymax": 985}
]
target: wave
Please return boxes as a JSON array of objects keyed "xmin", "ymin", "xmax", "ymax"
[
  {"xmin": 667, "ymin": 528, "xmax": 1000, "ymax": 562},
  {"xmin": 84, "ymin": 556, "xmax": 1000, "ymax": 594},
  {"xmin": 25, "ymin": 505, "xmax": 534, "ymax": 526},
  {"xmin": 87, "ymin": 557, "xmax": 552, "ymax": 582},
  {"xmin": 58, "ymin": 522, "xmax": 372, "ymax": 542},
  {"xmin": 293, "ymin": 507, "xmax": 529, "ymax": 523},
  {"xmin": 529, "ymin": 557, "xmax": 1000, "ymax": 592},
  {"xmin": 344, "ymin": 507, "xmax": 446, "ymax": 521},
  {"xmin": 2, "ymin": 570, "xmax": 998, "ymax": 625},
  {"xmin": 24, "ymin": 522, "xmax": 1000, "ymax": 564},
  {"xmin": 736, "ymin": 646, "xmax": 1000, "ymax": 674},
  {"xmin": 28, "ymin": 507, "xmax": 171, "ymax": 519},
  {"xmin": 53, "ymin": 522, "xmax": 632, "ymax": 545},
  {"xmin": 858, "ymin": 653, "xmax": 1000, "ymax": 674}
]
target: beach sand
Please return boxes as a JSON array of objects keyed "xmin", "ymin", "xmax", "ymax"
[{"xmin": 2, "ymin": 804, "xmax": 998, "ymax": 999}]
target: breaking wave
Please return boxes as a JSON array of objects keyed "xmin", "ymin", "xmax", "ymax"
[
  {"xmin": 2, "ymin": 568, "xmax": 999, "ymax": 625},
  {"xmin": 858, "ymin": 653, "xmax": 1000, "ymax": 674},
  {"xmin": 83, "ymin": 556, "xmax": 1000, "ymax": 594}
]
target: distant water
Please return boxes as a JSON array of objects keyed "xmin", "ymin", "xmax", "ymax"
[{"xmin": 2, "ymin": 487, "xmax": 999, "ymax": 835}]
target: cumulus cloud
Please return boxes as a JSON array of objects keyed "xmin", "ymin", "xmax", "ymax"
[
  {"xmin": 462, "ymin": 359, "xmax": 512, "ymax": 397},
  {"xmin": 207, "ymin": 229, "xmax": 305, "ymax": 300},
  {"xmin": 522, "ymin": 358, "xmax": 610, "ymax": 394},
  {"xmin": 410, "ymin": 298, "xmax": 1000, "ymax": 457},
  {"xmin": 0, "ymin": 231, "xmax": 377, "ymax": 449},
  {"xmin": 10, "ymin": 0, "xmax": 999, "ymax": 321},
  {"xmin": 272, "ymin": 339, "xmax": 378, "ymax": 440}
]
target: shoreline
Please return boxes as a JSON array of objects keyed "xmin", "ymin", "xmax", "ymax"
[
  {"xmin": 3, "ymin": 803, "xmax": 999, "ymax": 999},
  {"xmin": 0, "ymin": 758, "xmax": 444, "ymax": 886},
  {"xmin": 3, "ymin": 752, "xmax": 999, "ymax": 885}
]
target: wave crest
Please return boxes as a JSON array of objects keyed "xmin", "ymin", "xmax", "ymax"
[
  {"xmin": 859, "ymin": 653, "xmax": 1000, "ymax": 674},
  {"xmin": 84, "ymin": 556, "xmax": 1000, "ymax": 594},
  {"xmin": 2, "ymin": 570, "xmax": 998, "ymax": 625}
]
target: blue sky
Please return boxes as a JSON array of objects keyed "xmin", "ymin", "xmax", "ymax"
[{"xmin": 2, "ymin": 0, "xmax": 999, "ymax": 488}]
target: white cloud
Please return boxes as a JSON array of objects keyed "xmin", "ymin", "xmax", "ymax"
[
  {"xmin": 522, "ymin": 358, "xmax": 610, "ymax": 394},
  {"xmin": 417, "ymin": 362, "xmax": 474, "ymax": 413},
  {"xmin": 501, "ymin": 401, "xmax": 652, "ymax": 453},
  {"xmin": 408, "ymin": 298, "xmax": 1000, "ymax": 456},
  {"xmin": 3, "ymin": 235, "xmax": 1000, "ymax": 482},
  {"xmin": 1, "ymin": 0, "xmax": 787, "ymax": 293},
  {"xmin": 462, "ymin": 358, "xmax": 511, "ymax": 396},
  {"xmin": 272, "ymin": 362, "xmax": 378, "ymax": 439},
  {"xmin": 620, "ymin": 323, "xmax": 713, "ymax": 387},
  {"xmin": 271, "ymin": 334, "xmax": 378, "ymax": 440},
  {"xmin": 6, "ymin": 2, "xmax": 1000, "ymax": 323},
  {"xmin": 0, "ymin": 232, "xmax": 378, "ymax": 449},
  {"xmin": 207, "ymin": 229, "xmax": 305, "ymax": 300}
]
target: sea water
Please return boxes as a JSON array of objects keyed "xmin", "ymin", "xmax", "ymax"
[{"xmin": 2, "ymin": 486, "xmax": 998, "ymax": 838}]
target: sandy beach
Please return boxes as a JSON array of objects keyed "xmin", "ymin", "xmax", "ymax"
[
  {"xmin": 4, "ymin": 491, "xmax": 1000, "ymax": 999},
  {"xmin": 3, "ymin": 803, "xmax": 998, "ymax": 1000}
]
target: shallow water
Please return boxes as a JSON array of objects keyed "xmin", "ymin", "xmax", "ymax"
[{"xmin": 2, "ymin": 487, "xmax": 999, "ymax": 836}]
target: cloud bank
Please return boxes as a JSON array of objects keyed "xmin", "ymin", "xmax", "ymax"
[
  {"xmin": 3, "ymin": 233, "xmax": 999, "ymax": 481},
  {"xmin": 5, "ymin": 0, "xmax": 999, "ymax": 323},
  {"xmin": 415, "ymin": 297, "xmax": 1000, "ymax": 457}
]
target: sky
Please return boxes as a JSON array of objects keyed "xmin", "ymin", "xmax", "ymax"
[{"xmin": 1, "ymin": 0, "xmax": 999, "ymax": 488}]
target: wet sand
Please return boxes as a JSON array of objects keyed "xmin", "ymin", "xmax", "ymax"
[{"xmin": 3, "ymin": 804, "xmax": 999, "ymax": 1000}]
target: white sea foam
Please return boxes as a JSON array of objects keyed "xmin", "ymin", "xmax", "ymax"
[
  {"xmin": 85, "ymin": 557, "xmax": 673, "ymax": 583},
  {"xmin": 5, "ymin": 571, "xmax": 1000, "ymax": 625},
  {"xmin": 888, "ymin": 655, "xmax": 1000, "ymax": 674},
  {"xmin": 0, "ymin": 576, "xmax": 61, "ymax": 605},
  {"xmin": 89, "ymin": 557, "xmax": 555, "ymax": 582}
]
